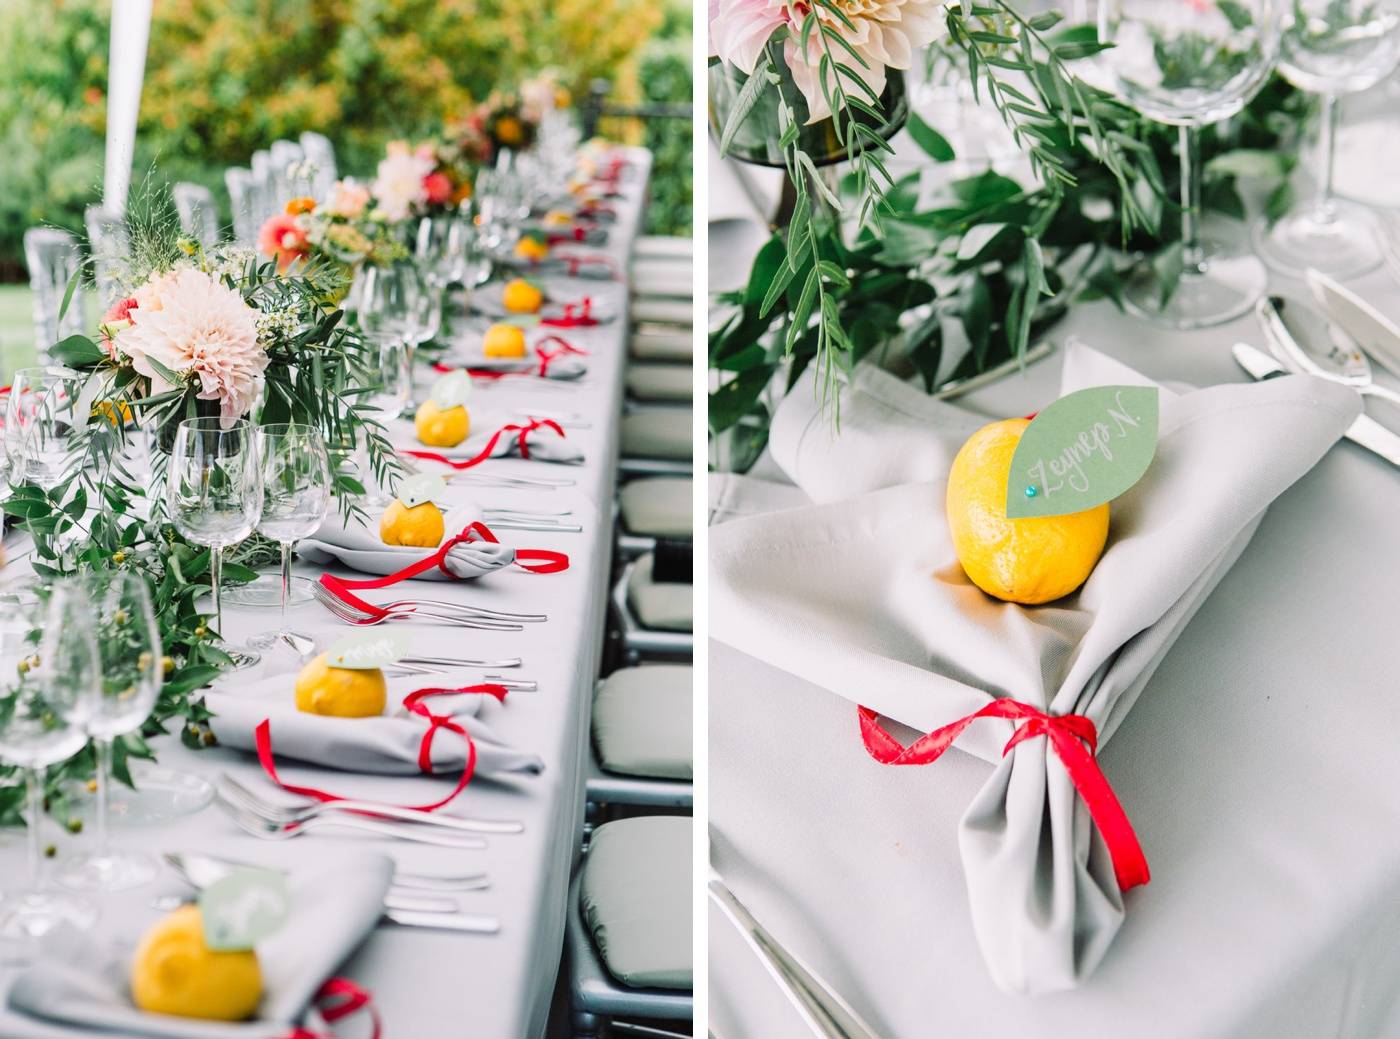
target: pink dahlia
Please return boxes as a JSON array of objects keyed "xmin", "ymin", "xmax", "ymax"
[
  {"xmin": 372, "ymin": 141, "xmax": 433, "ymax": 222},
  {"xmin": 112, "ymin": 268, "xmax": 268, "ymax": 427}
]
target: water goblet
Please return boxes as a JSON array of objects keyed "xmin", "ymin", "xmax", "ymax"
[
  {"xmin": 1096, "ymin": 0, "xmax": 1281, "ymax": 328},
  {"xmin": 165, "ymin": 417, "xmax": 263, "ymax": 669},
  {"xmin": 232, "ymin": 425, "xmax": 333, "ymax": 633},
  {"xmin": 0, "ymin": 593, "xmax": 97, "ymax": 947},
  {"xmin": 1254, "ymin": 0, "xmax": 1400, "ymax": 277},
  {"xmin": 4, "ymin": 367, "xmax": 82, "ymax": 491},
  {"xmin": 50, "ymin": 572, "xmax": 162, "ymax": 892}
]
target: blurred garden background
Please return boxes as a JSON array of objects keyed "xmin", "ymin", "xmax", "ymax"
[{"xmin": 0, "ymin": 0, "xmax": 692, "ymax": 374}]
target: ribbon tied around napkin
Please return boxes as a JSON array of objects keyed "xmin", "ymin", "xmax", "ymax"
[{"xmin": 404, "ymin": 417, "xmax": 582, "ymax": 470}]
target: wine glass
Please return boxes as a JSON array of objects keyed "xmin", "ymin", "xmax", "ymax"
[
  {"xmin": 50, "ymin": 572, "xmax": 161, "ymax": 892},
  {"xmin": 1254, "ymin": 0, "xmax": 1400, "ymax": 277},
  {"xmin": 4, "ymin": 367, "xmax": 81, "ymax": 491},
  {"xmin": 0, "ymin": 592, "xmax": 97, "ymax": 947},
  {"xmin": 1097, "ymin": 0, "xmax": 1281, "ymax": 328},
  {"xmin": 165, "ymin": 417, "xmax": 263, "ymax": 669},
  {"xmin": 235, "ymin": 424, "xmax": 333, "ymax": 643},
  {"xmin": 359, "ymin": 330, "xmax": 413, "ymax": 422}
]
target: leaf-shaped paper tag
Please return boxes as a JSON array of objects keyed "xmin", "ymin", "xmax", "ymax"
[
  {"xmin": 430, "ymin": 369, "xmax": 473, "ymax": 409},
  {"xmin": 397, "ymin": 472, "xmax": 446, "ymax": 508},
  {"xmin": 1005, "ymin": 385, "xmax": 1159, "ymax": 519},
  {"xmin": 327, "ymin": 630, "xmax": 411, "ymax": 670},
  {"xmin": 199, "ymin": 868, "xmax": 290, "ymax": 951}
]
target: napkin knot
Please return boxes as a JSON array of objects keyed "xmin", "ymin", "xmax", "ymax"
[
  {"xmin": 534, "ymin": 335, "xmax": 588, "ymax": 377},
  {"xmin": 286, "ymin": 977, "xmax": 380, "ymax": 1039},
  {"xmin": 857, "ymin": 700, "xmax": 1149, "ymax": 892},
  {"xmin": 454, "ymin": 520, "xmax": 570, "ymax": 574},
  {"xmin": 542, "ymin": 298, "xmax": 596, "ymax": 327},
  {"xmin": 403, "ymin": 416, "xmax": 567, "ymax": 470}
]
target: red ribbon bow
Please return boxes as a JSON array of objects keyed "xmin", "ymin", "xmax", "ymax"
[
  {"xmin": 558, "ymin": 253, "xmax": 618, "ymax": 279},
  {"xmin": 316, "ymin": 521, "xmax": 568, "ymax": 620},
  {"xmin": 286, "ymin": 978, "xmax": 381, "ymax": 1039},
  {"xmin": 541, "ymin": 298, "xmax": 596, "ymax": 327},
  {"xmin": 857, "ymin": 699, "xmax": 1150, "ymax": 891},
  {"xmin": 403, "ymin": 417, "xmax": 566, "ymax": 470},
  {"xmin": 256, "ymin": 682, "xmax": 509, "ymax": 813},
  {"xmin": 433, "ymin": 337, "xmax": 588, "ymax": 382},
  {"xmin": 548, "ymin": 227, "xmax": 589, "ymax": 244}
]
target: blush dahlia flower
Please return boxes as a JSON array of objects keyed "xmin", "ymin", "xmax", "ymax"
[
  {"xmin": 113, "ymin": 268, "xmax": 268, "ymax": 427},
  {"xmin": 712, "ymin": 0, "xmax": 948, "ymax": 122}
]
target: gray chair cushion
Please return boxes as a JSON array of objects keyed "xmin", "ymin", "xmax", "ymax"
[
  {"xmin": 635, "ymin": 235, "xmax": 693, "ymax": 261},
  {"xmin": 630, "ymin": 259, "xmax": 692, "ymax": 299},
  {"xmin": 621, "ymin": 409, "xmax": 691, "ymax": 461},
  {"xmin": 631, "ymin": 299, "xmax": 693, "ymax": 327},
  {"xmin": 630, "ymin": 328, "xmax": 692, "ymax": 362},
  {"xmin": 626, "ymin": 363, "xmax": 691, "ymax": 402},
  {"xmin": 593, "ymin": 665, "xmax": 693, "ymax": 780},
  {"xmin": 619, "ymin": 477, "xmax": 693, "ymax": 539},
  {"xmin": 580, "ymin": 816, "xmax": 693, "ymax": 990},
  {"xmin": 626, "ymin": 553, "xmax": 693, "ymax": 632}
]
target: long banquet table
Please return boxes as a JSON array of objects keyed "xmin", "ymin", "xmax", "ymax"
[
  {"xmin": 708, "ymin": 217, "xmax": 1400, "ymax": 1038},
  {"xmin": 0, "ymin": 146, "xmax": 651, "ymax": 1039}
]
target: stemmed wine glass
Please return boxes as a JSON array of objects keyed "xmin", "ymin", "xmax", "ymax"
[
  {"xmin": 165, "ymin": 417, "xmax": 263, "ymax": 669},
  {"xmin": 0, "ymin": 592, "xmax": 97, "ymax": 946},
  {"xmin": 239, "ymin": 424, "xmax": 333, "ymax": 644},
  {"xmin": 4, "ymin": 367, "xmax": 82, "ymax": 491},
  {"xmin": 1096, "ymin": 0, "xmax": 1281, "ymax": 329},
  {"xmin": 1254, "ymin": 0, "xmax": 1400, "ymax": 277},
  {"xmin": 51, "ymin": 572, "xmax": 162, "ymax": 892}
]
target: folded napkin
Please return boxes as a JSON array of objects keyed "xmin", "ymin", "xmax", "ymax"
[
  {"xmin": 710, "ymin": 342, "xmax": 1361, "ymax": 994},
  {"xmin": 404, "ymin": 416, "xmax": 584, "ymax": 468},
  {"xmin": 300, "ymin": 504, "xmax": 517, "ymax": 581},
  {"xmin": 206, "ymin": 672, "xmax": 544, "ymax": 779},
  {"xmin": 501, "ymin": 253, "xmax": 617, "ymax": 281},
  {"xmin": 3, "ymin": 852, "xmax": 392, "ymax": 1038},
  {"xmin": 472, "ymin": 278, "xmax": 619, "ymax": 324},
  {"xmin": 438, "ymin": 337, "xmax": 589, "ymax": 380}
]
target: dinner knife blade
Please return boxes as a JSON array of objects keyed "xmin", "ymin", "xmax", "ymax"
[
  {"xmin": 1304, "ymin": 268, "xmax": 1400, "ymax": 381},
  {"xmin": 1232, "ymin": 342, "xmax": 1400, "ymax": 467}
]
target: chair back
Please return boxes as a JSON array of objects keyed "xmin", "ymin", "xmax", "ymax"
[
  {"xmin": 225, "ymin": 167, "xmax": 259, "ymax": 245},
  {"xmin": 22, "ymin": 227, "xmax": 86, "ymax": 360},
  {"xmin": 83, "ymin": 205, "xmax": 130, "ymax": 311},
  {"xmin": 299, "ymin": 132, "xmax": 338, "ymax": 198},
  {"xmin": 173, "ymin": 181, "xmax": 219, "ymax": 247}
]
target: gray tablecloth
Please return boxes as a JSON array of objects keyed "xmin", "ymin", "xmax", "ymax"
[
  {"xmin": 0, "ymin": 147, "xmax": 651, "ymax": 1039},
  {"xmin": 709, "ymin": 247, "xmax": 1400, "ymax": 1036}
]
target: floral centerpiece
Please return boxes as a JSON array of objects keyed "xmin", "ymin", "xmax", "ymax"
[
  {"xmin": 257, "ymin": 184, "xmax": 406, "ymax": 291},
  {"xmin": 474, "ymin": 90, "xmax": 539, "ymax": 154},
  {"xmin": 370, "ymin": 140, "xmax": 479, "ymax": 224}
]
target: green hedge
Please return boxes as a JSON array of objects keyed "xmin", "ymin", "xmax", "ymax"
[{"xmin": 0, "ymin": 0, "xmax": 691, "ymax": 278}]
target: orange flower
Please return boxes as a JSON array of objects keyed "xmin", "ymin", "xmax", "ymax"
[
  {"xmin": 257, "ymin": 214, "xmax": 309, "ymax": 272},
  {"xmin": 285, "ymin": 197, "xmax": 317, "ymax": 216}
]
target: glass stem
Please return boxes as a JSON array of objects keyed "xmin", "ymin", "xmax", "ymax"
[
  {"xmin": 24, "ymin": 767, "xmax": 43, "ymax": 890},
  {"xmin": 1179, "ymin": 124, "xmax": 1205, "ymax": 275},
  {"xmin": 1312, "ymin": 93, "xmax": 1339, "ymax": 225},
  {"xmin": 94, "ymin": 736, "xmax": 112, "ymax": 861},
  {"xmin": 210, "ymin": 543, "xmax": 224, "ymax": 636},
  {"xmin": 279, "ymin": 541, "xmax": 292, "ymax": 631}
]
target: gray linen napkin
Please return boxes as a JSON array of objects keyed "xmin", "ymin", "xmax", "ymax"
[
  {"xmin": 4, "ymin": 852, "xmax": 392, "ymax": 1037},
  {"xmin": 299, "ymin": 504, "xmax": 517, "ymax": 580},
  {"xmin": 709, "ymin": 343, "xmax": 1361, "ymax": 993}
]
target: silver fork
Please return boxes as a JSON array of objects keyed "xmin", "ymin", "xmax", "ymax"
[
  {"xmin": 215, "ymin": 791, "xmax": 490, "ymax": 848},
  {"xmin": 311, "ymin": 582, "xmax": 545, "ymax": 622},
  {"xmin": 311, "ymin": 585, "xmax": 525, "ymax": 630},
  {"xmin": 219, "ymin": 774, "xmax": 524, "ymax": 835}
]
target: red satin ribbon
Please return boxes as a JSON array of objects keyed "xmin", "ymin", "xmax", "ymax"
[
  {"xmin": 316, "ymin": 522, "xmax": 567, "ymax": 619},
  {"xmin": 857, "ymin": 700, "xmax": 1150, "ymax": 891},
  {"xmin": 255, "ymin": 682, "xmax": 508, "ymax": 813},
  {"xmin": 558, "ymin": 253, "xmax": 618, "ymax": 279},
  {"xmin": 548, "ymin": 227, "xmax": 589, "ymax": 244},
  {"xmin": 286, "ymin": 977, "xmax": 381, "ymax": 1039},
  {"xmin": 434, "ymin": 337, "xmax": 587, "ymax": 381},
  {"xmin": 541, "ymin": 298, "xmax": 597, "ymax": 327},
  {"xmin": 578, "ymin": 202, "xmax": 616, "ymax": 219},
  {"xmin": 403, "ymin": 417, "xmax": 565, "ymax": 469}
]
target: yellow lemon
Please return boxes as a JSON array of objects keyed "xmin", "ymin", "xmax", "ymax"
[
  {"xmin": 945, "ymin": 418, "xmax": 1109, "ymax": 605},
  {"xmin": 483, "ymin": 323, "xmax": 527, "ymax": 358},
  {"xmin": 379, "ymin": 499, "xmax": 445, "ymax": 548},
  {"xmin": 502, "ymin": 278, "xmax": 543, "ymax": 314},
  {"xmin": 514, "ymin": 235, "xmax": 549, "ymax": 262},
  {"xmin": 414, "ymin": 399, "xmax": 470, "ymax": 448},
  {"xmin": 131, "ymin": 905, "xmax": 262, "ymax": 1021},
  {"xmin": 92, "ymin": 399, "xmax": 134, "ymax": 426},
  {"xmin": 294, "ymin": 653, "xmax": 387, "ymax": 718},
  {"xmin": 543, "ymin": 210, "xmax": 573, "ymax": 227}
]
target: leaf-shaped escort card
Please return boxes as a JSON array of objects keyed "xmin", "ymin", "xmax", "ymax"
[
  {"xmin": 1005, "ymin": 385, "xmax": 1159, "ymax": 519},
  {"xmin": 199, "ymin": 868, "xmax": 290, "ymax": 951},
  {"xmin": 397, "ymin": 472, "xmax": 446, "ymax": 509},
  {"xmin": 430, "ymin": 369, "xmax": 474, "ymax": 409},
  {"xmin": 327, "ymin": 630, "xmax": 412, "ymax": 670}
]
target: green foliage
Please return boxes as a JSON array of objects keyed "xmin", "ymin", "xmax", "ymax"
[
  {"xmin": 0, "ymin": 0, "xmax": 669, "ymax": 273},
  {"xmin": 636, "ymin": 34, "xmax": 693, "ymax": 238}
]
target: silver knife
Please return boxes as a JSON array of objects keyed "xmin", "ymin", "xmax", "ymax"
[
  {"xmin": 1305, "ymin": 268, "xmax": 1400, "ymax": 381},
  {"xmin": 1232, "ymin": 342, "xmax": 1400, "ymax": 466}
]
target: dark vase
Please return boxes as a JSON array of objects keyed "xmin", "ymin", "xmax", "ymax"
[
  {"xmin": 708, "ymin": 58, "xmax": 908, "ymax": 169},
  {"xmin": 155, "ymin": 395, "xmax": 222, "ymax": 455}
]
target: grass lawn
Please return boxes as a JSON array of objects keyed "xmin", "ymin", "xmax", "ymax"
[{"xmin": 0, "ymin": 285, "xmax": 37, "ymax": 381}]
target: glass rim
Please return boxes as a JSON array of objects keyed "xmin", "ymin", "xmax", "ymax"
[{"xmin": 173, "ymin": 415, "xmax": 249, "ymax": 433}]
